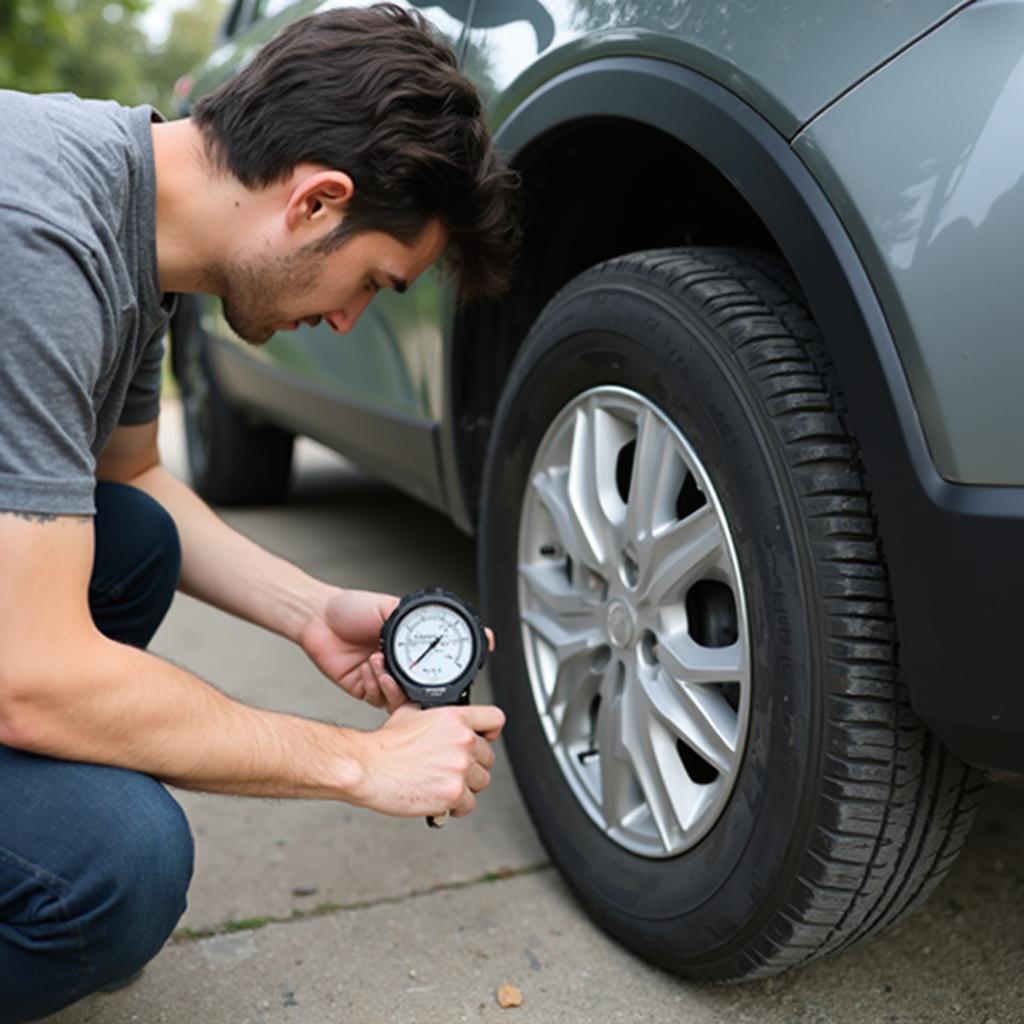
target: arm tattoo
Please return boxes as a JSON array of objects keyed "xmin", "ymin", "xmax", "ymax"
[{"xmin": 0, "ymin": 510, "xmax": 92, "ymax": 525}]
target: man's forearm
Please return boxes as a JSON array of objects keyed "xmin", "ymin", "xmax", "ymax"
[
  {"xmin": 3, "ymin": 633, "xmax": 366, "ymax": 801},
  {"xmin": 2, "ymin": 630, "xmax": 504, "ymax": 821},
  {"xmin": 129, "ymin": 463, "xmax": 332, "ymax": 642}
]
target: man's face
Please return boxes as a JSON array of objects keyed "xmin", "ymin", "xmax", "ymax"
[{"xmin": 218, "ymin": 219, "xmax": 447, "ymax": 346}]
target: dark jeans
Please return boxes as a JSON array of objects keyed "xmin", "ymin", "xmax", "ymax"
[{"xmin": 0, "ymin": 482, "xmax": 194, "ymax": 1023}]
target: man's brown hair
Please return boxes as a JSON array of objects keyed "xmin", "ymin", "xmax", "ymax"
[{"xmin": 192, "ymin": 3, "xmax": 519, "ymax": 298}]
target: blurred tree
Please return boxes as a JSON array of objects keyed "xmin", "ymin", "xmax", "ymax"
[
  {"xmin": 140, "ymin": 0, "xmax": 225, "ymax": 115},
  {"xmin": 0, "ymin": 1, "xmax": 150, "ymax": 100},
  {"xmin": 0, "ymin": 0, "xmax": 225, "ymax": 112},
  {"xmin": 55, "ymin": 2, "xmax": 152, "ymax": 105}
]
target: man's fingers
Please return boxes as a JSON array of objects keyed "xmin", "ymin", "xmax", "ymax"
[
  {"xmin": 373, "ymin": 662, "xmax": 407, "ymax": 710},
  {"xmin": 353, "ymin": 694, "xmax": 512, "ymax": 820},
  {"xmin": 450, "ymin": 788, "xmax": 477, "ymax": 818},
  {"xmin": 472, "ymin": 733, "xmax": 496, "ymax": 770},
  {"xmin": 467, "ymin": 764, "xmax": 491, "ymax": 793},
  {"xmin": 355, "ymin": 653, "xmax": 408, "ymax": 711},
  {"xmin": 462, "ymin": 703, "xmax": 505, "ymax": 739},
  {"xmin": 359, "ymin": 663, "xmax": 385, "ymax": 707}
]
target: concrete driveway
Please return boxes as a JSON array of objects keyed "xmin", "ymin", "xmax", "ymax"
[{"xmin": 49, "ymin": 402, "xmax": 1024, "ymax": 1024}]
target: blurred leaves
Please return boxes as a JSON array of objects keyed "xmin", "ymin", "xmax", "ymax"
[
  {"xmin": 0, "ymin": 0, "xmax": 225, "ymax": 112},
  {"xmin": 143, "ymin": 0, "xmax": 225, "ymax": 112}
]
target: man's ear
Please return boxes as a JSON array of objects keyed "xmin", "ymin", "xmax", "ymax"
[{"xmin": 283, "ymin": 169, "xmax": 355, "ymax": 237}]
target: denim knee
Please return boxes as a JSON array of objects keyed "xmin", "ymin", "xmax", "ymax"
[
  {"xmin": 0, "ymin": 754, "xmax": 194, "ymax": 1023},
  {"xmin": 76, "ymin": 773, "xmax": 194, "ymax": 986},
  {"xmin": 90, "ymin": 482, "xmax": 182, "ymax": 648}
]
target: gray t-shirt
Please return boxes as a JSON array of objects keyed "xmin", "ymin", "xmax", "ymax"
[{"xmin": 0, "ymin": 90, "xmax": 174, "ymax": 516}]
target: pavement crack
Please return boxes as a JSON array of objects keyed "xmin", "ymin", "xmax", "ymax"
[{"xmin": 171, "ymin": 861, "xmax": 552, "ymax": 944}]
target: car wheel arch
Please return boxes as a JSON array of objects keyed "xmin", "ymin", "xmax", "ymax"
[
  {"xmin": 449, "ymin": 56, "xmax": 925, "ymax": 526},
  {"xmin": 445, "ymin": 57, "xmax": 1009, "ymax": 757}
]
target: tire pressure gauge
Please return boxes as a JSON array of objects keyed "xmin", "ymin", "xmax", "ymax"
[{"xmin": 380, "ymin": 588, "xmax": 488, "ymax": 828}]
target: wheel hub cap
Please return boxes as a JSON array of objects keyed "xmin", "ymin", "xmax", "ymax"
[{"xmin": 606, "ymin": 599, "xmax": 636, "ymax": 648}]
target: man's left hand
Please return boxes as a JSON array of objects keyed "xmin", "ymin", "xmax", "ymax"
[{"xmin": 299, "ymin": 588, "xmax": 407, "ymax": 711}]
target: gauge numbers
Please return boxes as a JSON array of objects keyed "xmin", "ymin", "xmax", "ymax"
[{"xmin": 392, "ymin": 603, "xmax": 476, "ymax": 686}]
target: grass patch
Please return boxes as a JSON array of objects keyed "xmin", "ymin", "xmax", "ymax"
[
  {"xmin": 224, "ymin": 916, "xmax": 273, "ymax": 933},
  {"xmin": 170, "ymin": 862, "xmax": 551, "ymax": 945}
]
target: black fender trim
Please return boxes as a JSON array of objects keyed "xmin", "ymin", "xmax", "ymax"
[{"xmin": 486, "ymin": 57, "xmax": 1024, "ymax": 772}]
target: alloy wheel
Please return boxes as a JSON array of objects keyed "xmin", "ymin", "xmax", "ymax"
[{"xmin": 517, "ymin": 386, "xmax": 751, "ymax": 857}]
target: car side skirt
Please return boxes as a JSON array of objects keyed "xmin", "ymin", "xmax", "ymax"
[{"xmin": 208, "ymin": 338, "xmax": 447, "ymax": 511}]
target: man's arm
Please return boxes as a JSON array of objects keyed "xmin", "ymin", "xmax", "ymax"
[
  {"xmin": 97, "ymin": 419, "xmax": 330, "ymax": 644},
  {"xmin": 0, "ymin": 509, "xmax": 502, "ymax": 816},
  {"xmin": 96, "ymin": 418, "xmax": 403, "ymax": 704}
]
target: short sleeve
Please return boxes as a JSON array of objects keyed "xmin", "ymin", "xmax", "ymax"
[
  {"xmin": 0, "ymin": 211, "xmax": 108, "ymax": 516},
  {"xmin": 119, "ymin": 328, "xmax": 166, "ymax": 427}
]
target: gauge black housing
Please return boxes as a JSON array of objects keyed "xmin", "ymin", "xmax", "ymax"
[{"xmin": 379, "ymin": 588, "xmax": 488, "ymax": 707}]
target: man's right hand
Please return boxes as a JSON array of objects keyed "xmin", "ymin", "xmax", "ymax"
[{"xmin": 349, "ymin": 703, "xmax": 506, "ymax": 819}]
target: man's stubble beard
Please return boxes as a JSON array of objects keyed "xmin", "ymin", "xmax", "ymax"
[{"xmin": 216, "ymin": 244, "xmax": 322, "ymax": 346}]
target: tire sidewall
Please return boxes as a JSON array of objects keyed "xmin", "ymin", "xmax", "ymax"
[{"xmin": 480, "ymin": 270, "xmax": 823, "ymax": 971}]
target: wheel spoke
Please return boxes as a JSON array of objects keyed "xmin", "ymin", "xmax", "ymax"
[
  {"xmin": 553, "ymin": 663, "xmax": 603, "ymax": 746},
  {"xmin": 615, "ymin": 675, "xmax": 688, "ymax": 850},
  {"xmin": 566, "ymin": 404, "xmax": 619, "ymax": 570},
  {"xmin": 521, "ymin": 606, "xmax": 604, "ymax": 714},
  {"xmin": 593, "ymin": 684, "xmax": 639, "ymax": 830},
  {"xmin": 638, "ymin": 504, "xmax": 725, "ymax": 606},
  {"xmin": 657, "ymin": 634, "xmax": 744, "ymax": 686},
  {"xmin": 531, "ymin": 469, "xmax": 605, "ymax": 575},
  {"xmin": 638, "ymin": 666, "xmax": 737, "ymax": 776},
  {"xmin": 521, "ymin": 606, "xmax": 602, "ymax": 665},
  {"xmin": 624, "ymin": 409, "xmax": 674, "ymax": 542},
  {"xmin": 519, "ymin": 561, "xmax": 603, "ymax": 627}
]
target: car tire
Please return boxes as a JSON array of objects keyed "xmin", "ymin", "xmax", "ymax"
[
  {"xmin": 173, "ymin": 296, "xmax": 294, "ymax": 506},
  {"xmin": 478, "ymin": 247, "xmax": 983, "ymax": 980}
]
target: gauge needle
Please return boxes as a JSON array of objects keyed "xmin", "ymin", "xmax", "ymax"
[{"xmin": 410, "ymin": 635, "xmax": 442, "ymax": 668}]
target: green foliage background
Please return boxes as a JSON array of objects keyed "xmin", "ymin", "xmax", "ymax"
[{"xmin": 0, "ymin": 0, "xmax": 226, "ymax": 114}]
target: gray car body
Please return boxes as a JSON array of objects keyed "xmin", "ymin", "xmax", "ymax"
[{"xmin": 177, "ymin": 0, "xmax": 1024, "ymax": 772}]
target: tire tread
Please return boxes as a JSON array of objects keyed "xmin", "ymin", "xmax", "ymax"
[{"xmin": 580, "ymin": 247, "xmax": 981, "ymax": 978}]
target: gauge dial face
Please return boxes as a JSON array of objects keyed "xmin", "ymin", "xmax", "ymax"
[{"xmin": 391, "ymin": 603, "xmax": 476, "ymax": 686}]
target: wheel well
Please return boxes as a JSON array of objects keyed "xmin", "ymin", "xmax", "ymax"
[{"xmin": 452, "ymin": 116, "xmax": 782, "ymax": 525}]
